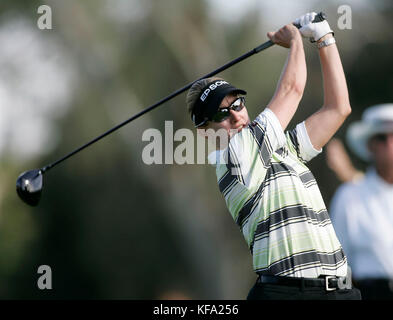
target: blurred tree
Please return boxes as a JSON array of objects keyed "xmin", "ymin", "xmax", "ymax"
[{"xmin": 1, "ymin": 0, "xmax": 392, "ymax": 299}]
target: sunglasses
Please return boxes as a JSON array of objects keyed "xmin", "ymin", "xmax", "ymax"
[
  {"xmin": 210, "ymin": 97, "xmax": 246, "ymax": 123},
  {"xmin": 372, "ymin": 132, "xmax": 393, "ymax": 143}
]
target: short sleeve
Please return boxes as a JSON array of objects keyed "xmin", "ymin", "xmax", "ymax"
[{"xmin": 287, "ymin": 121, "xmax": 322, "ymax": 163}]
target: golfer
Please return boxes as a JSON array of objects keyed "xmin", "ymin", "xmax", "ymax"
[{"xmin": 186, "ymin": 13, "xmax": 361, "ymax": 300}]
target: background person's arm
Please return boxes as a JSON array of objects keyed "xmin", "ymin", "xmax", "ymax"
[{"xmin": 326, "ymin": 138, "xmax": 364, "ymax": 182}]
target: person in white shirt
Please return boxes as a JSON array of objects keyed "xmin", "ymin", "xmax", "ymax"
[{"xmin": 330, "ymin": 103, "xmax": 393, "ymax": 300}]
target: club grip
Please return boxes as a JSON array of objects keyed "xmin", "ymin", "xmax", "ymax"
[{"xmin": 293, "ymin": 12, "xmax": 326, "ymax": 29}]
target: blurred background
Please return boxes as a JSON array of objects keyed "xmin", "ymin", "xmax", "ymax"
[{"xmin": 0, "ymin": 0, "xmax": 392, "ymax": 299}]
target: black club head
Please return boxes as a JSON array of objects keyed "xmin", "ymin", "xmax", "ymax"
[{"xmin": 16, "ymin": 169, "xmax": 43, "ymax": 206}]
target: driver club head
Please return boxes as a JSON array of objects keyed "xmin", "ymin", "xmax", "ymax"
[{"xmin": 16, "ymin": 169, "xmax": 43, "ymax": 206}]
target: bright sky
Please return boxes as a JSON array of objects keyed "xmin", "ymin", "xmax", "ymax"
[
  {"xmin": 0, "ymin": 0, "xmax": 383, "ymax": 163},
  {"xmin": 0, "ymin": 16, "xmax": 74, "ymax": 163},
  {"xmin": 207, "ymin": 0, "xmax": 373, "ymax": 24}
]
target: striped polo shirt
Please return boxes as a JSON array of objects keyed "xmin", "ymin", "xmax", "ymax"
[{"xmin": 208, "ymin": 108, "xmax": 347, "ymax": 278}]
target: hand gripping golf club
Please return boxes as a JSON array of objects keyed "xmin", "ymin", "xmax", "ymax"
[{"xmin": 16, "ymin": 12, "xmax": 326, "ymax": 206}]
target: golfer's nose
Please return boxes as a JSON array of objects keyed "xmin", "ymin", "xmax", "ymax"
[{"xmin": 230, "ymin": 109, "xmax": 242, "ymax": 123}]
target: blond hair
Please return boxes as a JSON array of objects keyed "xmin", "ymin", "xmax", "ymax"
[{"xmin": 186, "ymin": 77, "xmax": 224, "ymax": 115}]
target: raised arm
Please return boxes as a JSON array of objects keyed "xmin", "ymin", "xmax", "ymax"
[
  {"xmin": 326, "ymin": 138, "xmax": 363, "ymax": 182},
  {"xmin": 299, "ymin": 14, "xmax": 352, "ymax": 150},
  {"xmin": 266, "ymin": 24, "xmax": 306, "ymax": 131}
]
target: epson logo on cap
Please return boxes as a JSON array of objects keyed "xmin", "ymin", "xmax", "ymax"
[{"xmin": 200, "ymin": 80, "xmax": 228, "ymax": 102}]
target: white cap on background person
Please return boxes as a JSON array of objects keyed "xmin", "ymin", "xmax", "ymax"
[{"xmin": 347, "ymin": 103, "xmax": 393, "ymax": 161}]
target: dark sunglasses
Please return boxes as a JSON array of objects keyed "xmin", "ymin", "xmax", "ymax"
[
  {"xmin": 372, "ymin": 132, "xmax": 393, "ymax": 143},
  {"xmin": 210, "ymin": 97, "xmax": 246, "ymax": 123}
]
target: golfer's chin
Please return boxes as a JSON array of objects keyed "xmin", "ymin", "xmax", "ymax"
[{"xmin": 229, "ymin": 123, "xmax": 248, "ymax": 137}]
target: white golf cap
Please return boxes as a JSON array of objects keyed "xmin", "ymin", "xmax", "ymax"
[{"xmin": 347, "ymin": 103, "xmax": 393, "ymax": 161}]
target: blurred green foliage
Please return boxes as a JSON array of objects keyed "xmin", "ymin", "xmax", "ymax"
[{"xmin": 0, "ymin": 0, "xmax": 392, "ymax": 299}]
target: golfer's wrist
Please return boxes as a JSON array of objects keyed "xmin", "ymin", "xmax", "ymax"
[
  {"xmin": 289, "ymin": 34, "xmax": 303, "ymax": 47},
  {"xmin": 316, "ymin": 33, "xmax": 335, "ymax": 50},
  {"xmin": 317, "ymin": 33, "xmax": 333, "ymax": 44}
]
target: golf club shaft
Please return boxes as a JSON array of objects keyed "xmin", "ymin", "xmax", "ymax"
[
  {"xmin": 40, "ymin": 12, "xmax": 326, "ymax": 174},
  {"xmin": 40, "ymin": 42, "xmax": 274, "ymax": 173}
]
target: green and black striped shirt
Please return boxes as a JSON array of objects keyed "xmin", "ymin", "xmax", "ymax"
[{"xmin": 208, "ymin": 108, "xmax": 347, "ymax": 278}]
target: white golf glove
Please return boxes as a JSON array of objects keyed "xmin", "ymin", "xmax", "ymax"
[{"xmin": 294, "ymin": 12, "xmax": 333, "ymax": 42}]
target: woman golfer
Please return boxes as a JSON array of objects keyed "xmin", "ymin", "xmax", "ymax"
[{"xmin": 186, "ymin": 12, "xmax": 361, "ymax": 300}]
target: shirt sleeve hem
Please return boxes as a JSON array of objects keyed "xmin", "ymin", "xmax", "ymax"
[{"xmin": 296, "ymin": 121, "xmax": 322, "ymax": 161}]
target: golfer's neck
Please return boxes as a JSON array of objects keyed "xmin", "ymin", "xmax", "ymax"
[{"xmin": 375, "ymin": 165, "xmax": 393, "ymax": 184}]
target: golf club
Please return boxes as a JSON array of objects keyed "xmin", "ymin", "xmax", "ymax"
[{"xmin": 16, "ymin": 12, "xmax": 326, "ymax": 206}]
